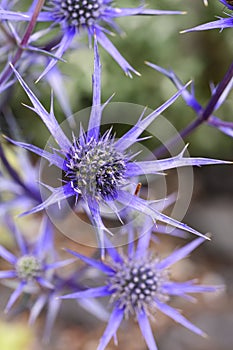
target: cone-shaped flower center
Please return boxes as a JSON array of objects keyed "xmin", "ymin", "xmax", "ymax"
[
  {"xmin": 53, "ymin": 0, "xmax": 107, "ymax": 27},
  {"xmin": 109, "ymin": 256, "xmax": 168, "ymax": 317},
  {"xmin": 65, "ymin": 137, "xmax": 127, "ymax": 200},
  {"xmin": 16, "ymin": 255, "xmax": 42, "ymax": 281}
]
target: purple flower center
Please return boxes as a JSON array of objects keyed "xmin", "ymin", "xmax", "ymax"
[
  {"xmin": 52, "ymin": 0, "xmax": 107, "ymax": 27},
  {"xmin": 108, "ymin": 256, "xmax": 169, "ymax": 317},
  {"xmin": 65, "ymin": 137, "xmax": 126, "ymax": 200},
  {"xmin": 16, "ymin": 255, "xmax": 42, "ymax": 281}
]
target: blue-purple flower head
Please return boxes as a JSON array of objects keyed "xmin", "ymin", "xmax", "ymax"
[
  {"xmin": 65, "ymin": 131, "xmax": 127, "ymax": 201},
  {"xmin": 181, "ymin": 0, "xmax": 233, "ymax": 33},
  {"xmin": 0, "ymin": 214, "xmax": 107, "ymax": 342},
  {"xmin": 0, "ymin": 215, "xmax": 73, "ymax": 313},
  {"xmin": 7, "ymin": 41, "xmax": 232, "ymax": 258},
  {"xmin": 0, "ymin": 0, "xmax": 184, "ymax": 79},
  {"xmin": 60, "ymin": 228, "xmax": 222, "ymax": 350}
]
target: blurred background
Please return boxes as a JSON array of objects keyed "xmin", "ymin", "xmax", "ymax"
[{"xmin": 0, "ymin": 0, "xmax": 233, "ymax": 349}]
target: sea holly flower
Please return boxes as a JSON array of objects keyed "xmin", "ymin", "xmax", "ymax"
[
  {"xmin": 145, "ymin": 62, "xmax": 233, "ymax": 138},
  {"xmin": 0, "ymin": 215, "xmax": 74, "ymax": 313},
  {"xmin": 181, "ymin": 0, "xmax": 233, "ymax": 33},
  {"xmin": 0, "ymin": 0, "xmax": 184, "ymax": 79},
  {"xmin": 0, "ymin": 214, "xmax": 107, "ymax": 341},
  {"xmin": 60, "ymin": 231, "xmax": 222, "ymax": 350},
  {"xmin": 6, "ymin": 41, "xmax": 232, "ymax": 257}
]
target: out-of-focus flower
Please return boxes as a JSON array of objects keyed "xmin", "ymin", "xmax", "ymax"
[
  {"xmin": 0, "ymin": 216, "xmax": 74, "ymax": 313},
  {"xmin": 0, "ymin": 214, "xmax": 108, "ymax": 341}
]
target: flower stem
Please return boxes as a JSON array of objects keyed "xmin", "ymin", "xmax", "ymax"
[
  {"xmin": 0, "ymin": 0, "xmax": 45, "ymax": 86},
  {"xmin": 153, "ymin": 61, "xmax": 233, "ymax": 158}
]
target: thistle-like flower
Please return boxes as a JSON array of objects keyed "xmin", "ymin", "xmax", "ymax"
[
  {"xmin": 60, "ymin": 230, "xmax": 222, "ymax": 350},
  {"xmin": 181, "ymin": 0, "xmax": 233, "ymax": 33},
  {"xmin": 7, "ymin": 41, "xmax": 231, "ymax": 257},
  {"xmin": 0, "ymin": 0, "xmax": 184, "ymax": 79},
  {"xmin": 0, "ymin": 215, "xmax": 74, "ymax": 313}
]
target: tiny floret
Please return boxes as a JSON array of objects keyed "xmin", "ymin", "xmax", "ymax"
[
  {"xmin": 16, "ymin": 255, "xmax": 42, "ymax": 281},
  {"xmin": 0, "ymin": 216, "xmax": 74, "ymax": 313},
  {"xmin": 65, "ymin": 135, "xmax": 127, "ymax": 200},
  {"xmin": 52, "ymin": 0, "xmax": 107, "ymax": 28},
  {"xmin": 108, "ymin": 254, "xmax": 168, "ymax": 318}
]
